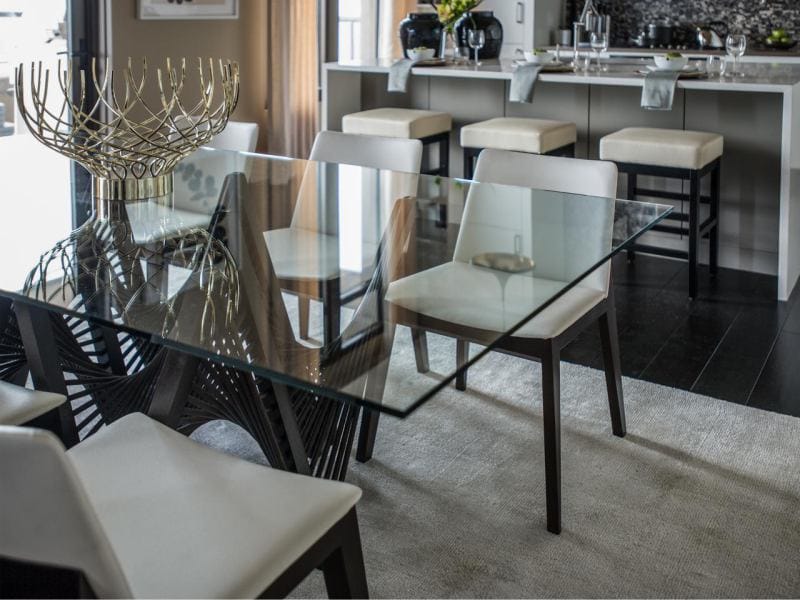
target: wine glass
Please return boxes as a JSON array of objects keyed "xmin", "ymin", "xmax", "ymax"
[
  {"xmin": 590, "ymin": 31, "xmax": 609, "ymax": 72},
  {"xmin": 468, "ymin": 29, "xmax": 486, "ymax": 66},
  {"xmin": 726, "ymin": 34, "xmax": 747, "ymax": 76}
]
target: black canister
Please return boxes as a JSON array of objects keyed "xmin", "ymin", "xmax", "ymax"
[
  {"xmin": 399, "ymin": 13, "xmax": 444, "ymax": 58},
  {"xmin": 455, "ymin": 11, "xmax": 504, "ymax": 59}
]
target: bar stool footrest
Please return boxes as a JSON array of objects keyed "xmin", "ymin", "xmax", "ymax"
[{"xmin": 628, "ymin": 243, "xmax": 689, "ymax": 260}]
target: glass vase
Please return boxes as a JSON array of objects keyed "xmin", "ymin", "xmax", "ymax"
[{"xmin": 440, "ymin": 28, "xmax": 459, "ymax": 63}]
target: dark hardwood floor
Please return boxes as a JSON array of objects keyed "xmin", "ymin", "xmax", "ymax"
[{"xmin": 562, "ymin": 254, "xmax": 800, "ymax": 418}]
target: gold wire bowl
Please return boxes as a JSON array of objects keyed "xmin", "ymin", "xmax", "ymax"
[{"xmin": 15, "ymin": 57, "xmax": 240, "ymax": 200}]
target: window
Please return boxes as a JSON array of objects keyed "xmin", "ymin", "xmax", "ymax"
[
  {"xmin": 0, "ymin": 0, "xmax": 68, "ymax": 136},
  {"xmin": 337, "ymin": 0, "xmax": 427, "ymax": 61}
]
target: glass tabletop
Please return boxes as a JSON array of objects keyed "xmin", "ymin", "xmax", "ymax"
[{"xmin": 0, "ymin": 141, "xmax": 671, "ymax": 417}]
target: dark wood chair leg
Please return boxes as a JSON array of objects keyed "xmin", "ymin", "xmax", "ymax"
[
  {"xmin": 541, "ymin": 342, "xmax": 562, "ymax": 534},
  {"xmin": 626, "ymin": 171, "xmax": 638, "ymax": 263},
  {"xmin": 298, "ymin": 296, "xmax": 311, "ymax": 340},
  {"xmin": 456, "ymin": 339, "xmax": 469, "ymax": 391},
  {"xmin": 356, "ymin": 408, "xmax": 380, "ymax": 463},
  {"xmin": 321, "ymin": 509, "xmax": 370, "ymax": 600},
  {"xmin": 410, "ymin": 328, "xmax": 430, "ymax": 374},
  {"xmin": 323, "ymin": 279, "xmax": 341, "ymax": 347},
  {"xmin": 710, "ymin": 162, "xmax": 721, "ymax": 277},
  {"xmin": 689, "ymin": 169, "xmax": 701, "ymax": 299},
  {"xmin": 598, "ymin": 292, "xmax": 626, "ymax": 437}
]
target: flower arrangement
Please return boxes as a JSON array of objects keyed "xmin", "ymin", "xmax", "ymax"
[{"xmin": 431, "ymin": 0, "xmax": 483, "ymax": 32}]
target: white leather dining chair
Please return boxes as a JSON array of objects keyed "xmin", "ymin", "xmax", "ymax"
[
  {"xmin": 0, "ymin": 380, "xmax": 65, "ymax": 426},
  {"xmin": 129, "ymin": 121, "xmax": 261, "ymax": 243},
  {"xmin": 264, "ymin": 131, "xmax": 423, "ymax": 345},
  {"xmin": 204, "ymin": 120, "xmax": 259, "ymax": 154},
  {"xmin": 0, "ymin": 412, "xmax": 367, "ymax": 599},
  {"xmin": 373, "ymin": 149, "xmax": 625, "ymax": 534}
]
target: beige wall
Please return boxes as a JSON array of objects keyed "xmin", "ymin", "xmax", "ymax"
[{"xmin": 110, "ymin": 0, "xmax": 268, "ymax": 150}]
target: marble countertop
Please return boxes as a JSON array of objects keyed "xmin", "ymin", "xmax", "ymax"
[
  {"xmin": 326, "ymin": 59, "xmax": 800, "ymax": 93},
  {"xmin": 575, "ymin": 46, "xmax": 800, "ymax": 62}
]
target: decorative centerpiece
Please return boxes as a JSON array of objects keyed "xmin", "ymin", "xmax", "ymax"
[
  {"xmin": 17, "ymin": 58, "xmax": 242, "ymax": 341},
  {"xmin": 431, "ymin": 0, "xmax": 484, "ymax": 62},
  {"xmin": 16, "ymin": 57, "xmax": 239, "ymax": 200}
]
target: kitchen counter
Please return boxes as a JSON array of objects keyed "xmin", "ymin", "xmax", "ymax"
[
  {"xmin": 576, "ymin": 46, "xmax": 800, "ymax": 63},
  {"xmin": 326, "ymin": 59, "xmax": 800, "ymax": 92},
  {"xmin": 323, "ymin": 59, "xmax": 800, "ymax": 300}
]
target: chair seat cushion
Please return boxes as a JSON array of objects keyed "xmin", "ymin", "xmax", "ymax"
[
  {"xmin": 0, "ymin": 381, "xmax": 65, "ymax": 426},
  {"xmin": 264, "ymin": 227, "xmax": 379, "ymax": 282},
  {"xmin": 386, "ymin": 262, "xmax": 605, "ymax": 339},
  {"xmin": 342, "ymin": 108, "xmax": 452, "ymax": 140},
  {"xmin": 461, "ymin": 118, "xmax": 577, "ymax": 155},
  {"xmin": 67, "ymin": 413, "xmax": 361, "ymax": 599},
  {"xmin": 599, "ymin": 127, "xmax": 723, "ymax": 170}
]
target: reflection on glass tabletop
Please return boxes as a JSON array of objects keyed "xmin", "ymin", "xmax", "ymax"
[{"xmin": 0, "ymin": 144, "xmax": 671, "ymax": 416}]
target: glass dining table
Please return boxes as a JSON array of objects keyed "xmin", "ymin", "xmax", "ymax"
[{"xmin": 0, "ymin": 143, "xmax": 670, "ymax": 532}]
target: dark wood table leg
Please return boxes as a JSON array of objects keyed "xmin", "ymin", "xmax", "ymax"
[
  {"xmin": 14, "ymin": 303, "xmax": 78, "ymax": 448},
  {"xmin": 148, "ymin": 349, "xmax": 199, "ymax": 428},
  {"xmin": 0, "ymin": 298, "xmax": 28, "ymax": 385}
]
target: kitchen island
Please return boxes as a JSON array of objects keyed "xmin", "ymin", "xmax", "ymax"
[{"xmin": 323, "ymin": 59, "xmax": 800, "ymax": 300}]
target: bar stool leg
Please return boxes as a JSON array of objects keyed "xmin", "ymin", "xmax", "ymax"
[
  {"xmin": 463, "ymin": 147, "xmax": 480, "ymax": 180},
  {"xmin": 439, "ymin": 134, "xmax": 450, "ymax": 178},
  {"xmin": 626, "ymin": 172, "xmax": 638, "ymax": 263},
  {"xmin": 689, "ymin": 170, "xmax": 701, "ymax": 299},
  {"xmin": 710, "ymin": 162, "xmax": 721, "ymax": 277},
  {"xmin": 463, "ymin": 148, "xmax": 473, "ymax": 180}
]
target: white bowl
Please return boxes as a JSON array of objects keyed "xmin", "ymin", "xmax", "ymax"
[
  {"xmin": 408, "ymin": 47, "xmax": 436, "ymax": 62},
  {"xmin": 653, "ymin": 55, "xmax": 689, "ymax": 71},
  {"xmin": 523, "ymin": 51, "xmax": 555, "ymax": 64}
]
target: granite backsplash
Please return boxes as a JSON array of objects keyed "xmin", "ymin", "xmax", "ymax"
[{"xmin": 566, "ymin": 0, "xmax": 800, "ymax": 47}]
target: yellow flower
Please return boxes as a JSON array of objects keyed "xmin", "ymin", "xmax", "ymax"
[{"xmin": 434, "ymin": 0, "xmax": 483, "ymax": 27}]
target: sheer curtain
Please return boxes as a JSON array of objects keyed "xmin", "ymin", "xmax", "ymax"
[{"xmin": 267, "ymin": 0, "xmax": 319, "ymax": 158}]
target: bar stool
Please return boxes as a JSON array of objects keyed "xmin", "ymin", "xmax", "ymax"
[
  {"xmin": 460, "ymin": 117, "xmax": 577, "ymax": 180},
  {"xmin": 342, "ymin": 108, "xmax": 452, "ymax": 176},
  {"xmin": 600, "ymin": 127, "xmax": 723, "ymax": 298}
]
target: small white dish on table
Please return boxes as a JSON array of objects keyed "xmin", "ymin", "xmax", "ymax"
[
  {"xmin": 653, "ymin": 54, "xmax": 689, "ymax": 71},
  {"xmin": 518, "ymin": 49, "xmax": 556, "ymax": 65},
  {"xmin": 408, "ymin": 47, "xmax": 436, "ymax": 62}
]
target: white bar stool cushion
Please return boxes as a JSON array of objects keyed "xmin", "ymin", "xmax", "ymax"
[
  {"xmin": 0, "ymin": 380, "xmax": 65, "ymax": 426},
  {"xmin": 67, "ymin": 413, "xmax": 362, "ymax": 599},
  {"xmin": 600, "ymin": 127, "xmax": 724, "ymax": 170},
  {"xmin": 461, "ymin": 117, "xmax": 577, "ymax": 154},
  {"xmin": 342, "ymin": 108, "xmax": 452, "ymax": 140}
]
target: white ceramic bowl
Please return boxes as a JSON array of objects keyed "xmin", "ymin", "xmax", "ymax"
[
  {"xmin": 523, "ymin": 51, "xmax": 555, "ymax": 64},
  {"xmin": 408, "ymin": 47, "xmax": 436, "ymax": 62},
  {"xmin": 653, "ymin": 54, "xmax": 689, "ymax": 71}
]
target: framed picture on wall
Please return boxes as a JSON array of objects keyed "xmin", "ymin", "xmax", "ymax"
[{"xmin": 138, "ymin": 0, "xmax": 239, "ymax": 20}]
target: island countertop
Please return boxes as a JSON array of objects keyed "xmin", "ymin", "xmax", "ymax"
[
  {"xmin": 326, "ymin": 59, "xmax": 800, "ymax": 93},
  {"xmin": 323, "ymin": 57, "xmax": 800, "ymax": 301}
]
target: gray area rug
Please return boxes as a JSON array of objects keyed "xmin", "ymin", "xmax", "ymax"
[{"xmin": 193, "ymin": 325, "xmax": 800, "ymax": 598}]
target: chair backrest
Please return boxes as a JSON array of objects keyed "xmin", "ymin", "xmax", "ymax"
[
  {"xmin": 169, "ymin": 121, "xmax": 259, "ymax": 217},
  {"xmin": 309, "ymin": 131, "xmax": 423, "ymax": 174},
  {"xmin": 0, "ymin": 426, "xmax": 132, "ymax": 598},
  {"xmin": 206, "ymin": 121, "xmax": 259, "ymax": 153},
  {"xmin": 291, "ymin": 132, "xmax": 423, "ymax": 237},
  {"xmin": 455, "ymin": 149, "xmax": 618, "ymax": 293}
]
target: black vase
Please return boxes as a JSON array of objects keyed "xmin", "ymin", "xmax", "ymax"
[
  {"xmin": 455, "ymin": 11, "xmax": 503, "ymax": 59},
  {"xmin": 399, "ymin": 13, "xmax": 444, "ymax": 58}
]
